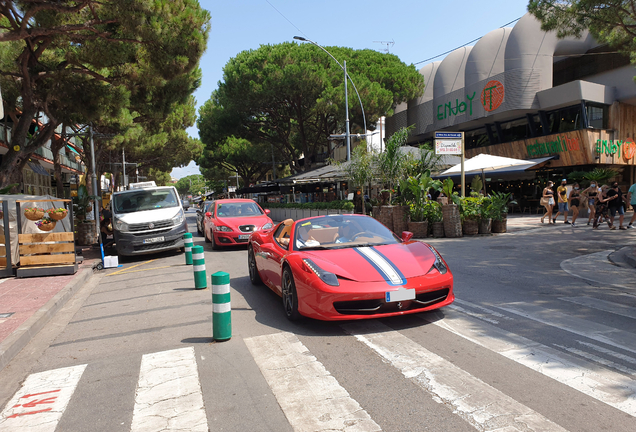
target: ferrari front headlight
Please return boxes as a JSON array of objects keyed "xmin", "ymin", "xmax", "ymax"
[
  {"xmin": 426, "ymin": 245, "xmax": 448, "ymax": 275},
  {"xmin": 302, "ymin": 258, "xmax": 339, "ymax": 286}
]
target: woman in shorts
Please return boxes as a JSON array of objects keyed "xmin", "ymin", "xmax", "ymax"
[
  {"xmin": 541, "ymin": 181, "xmax": 555, "ymax": 224},
  {"xmin": 583, "ymin": 182, "xmax": 599, "ymax": 226},
  {"xmin": 568, "ymin": 183, "xmax": 581, "ymax": 227}
]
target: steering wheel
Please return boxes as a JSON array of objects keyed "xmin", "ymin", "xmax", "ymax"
[{"xmin": 351, "ymin": 232, "xmax": 369, "ymax": 241}]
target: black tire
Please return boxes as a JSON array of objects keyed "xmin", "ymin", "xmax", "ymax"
[
  {"xmin": 204, "ymin": 229, "xmax": 211, "ymax": 243},
  {"xmin": 211, "ymin": 233, "xmax": 219, "ymax": 250},
  {"xmin": 196, "ymin": 223, "xmax": 202, "ymax": 236},
  {"xmin": 248, "ymin": 246, "xmax": 263, "ymax": 285},
  {"xmin": 281, "ymin": 267, "xmax": 301, "ymax": 321}
]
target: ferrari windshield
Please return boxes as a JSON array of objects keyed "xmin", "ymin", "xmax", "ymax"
[
  {"xmin": 113, "ymin": 189, "xmax": 179, "ymax": 214},
  {"xmin": 216, "ymin": 202, "xmax": 264, "ymax": 217},
  {"xmin": 294, "ymin": 215, "xmax": 399, "ymax": 250}
]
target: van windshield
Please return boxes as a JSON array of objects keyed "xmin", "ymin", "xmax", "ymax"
[{"xmin": 113, "ymin": 189, "xmax": 179, "ymax": 214}]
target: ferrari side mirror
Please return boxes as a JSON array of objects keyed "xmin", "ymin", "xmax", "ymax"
[{"xmin": 401, "ymin": 231, "xmax": 414, "ymax": 242}]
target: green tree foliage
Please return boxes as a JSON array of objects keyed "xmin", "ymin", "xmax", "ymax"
[
  {"xmin": 146, "ymin": 168, "xmax": 172, "ymax": 187},
  {"xmin": 198, "ymin": 42, "xmax": 424, "ymax": 174},
  {"xmin": 196, "ymin": 135, "xmax": 277, "ymax": 187},
  {"xmin": 175, "ymin": 174, "xmax": 207, "ymax": 196},
  {"xmin": 0, "ymin": 0, "xmax": 210, "ymax": 189},
  {"xmin": 529, "ymin": 1, "xmax": 636, "ymax": 66},
  {"xmin": 335, "ymin": 144, "xmax": 374, "ymax": 214},
  {"xmin": 376, "ymin": 127, "xmax": 411, "ymax": 200}
]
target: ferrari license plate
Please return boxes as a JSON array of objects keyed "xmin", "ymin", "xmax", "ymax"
[
  {"xmin": 143, "ymin": 236, "xmax": 165, "ymax": 244},
  {"xmin": 385, "ymin": 288, "xmax": 415, "ymax": 303},
  {"xmin": 238, "ymin": 234, "xmax": 251, "ymax": 240}
]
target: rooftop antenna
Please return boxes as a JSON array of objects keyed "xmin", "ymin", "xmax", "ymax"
[{"xmin": 373, "ymin": 39, "xmax": 395, "ymax": 53}]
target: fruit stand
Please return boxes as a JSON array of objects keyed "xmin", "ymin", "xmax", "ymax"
[{"xmin": 15, "ymin": 198, "xmax": 77, "ymax": 278}]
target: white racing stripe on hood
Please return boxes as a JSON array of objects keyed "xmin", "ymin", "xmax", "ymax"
[{"xmin": 355, "ymin": 246, "xmax": 406, "ymax": 286}]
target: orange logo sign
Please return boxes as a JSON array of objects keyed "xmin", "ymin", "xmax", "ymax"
[
  {"xmin": 481, "ymin": 80, "xmax": 504, "ymax": 112},
  {"xmin": 623, "ymin": 139, "xmax": 636, "ymax": 160}
]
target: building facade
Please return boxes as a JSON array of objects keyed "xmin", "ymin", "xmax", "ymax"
[{"xmin": 386, "ymin": 13, "xmax": 636, "ymax": 188}]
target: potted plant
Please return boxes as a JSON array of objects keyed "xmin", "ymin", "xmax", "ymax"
[
  {"xmin": 24, "ymin": 207, "xmax": 45, "ymax": 221},
  {"xmin": 424, "ymin": 200, "xmax": 444, "ymax": 238},
  {"xmin": 489, "ymin": 191, "xmax": 512, "ymax": 233},
  {"xmin": 479, "ymin": 196, "xmax": 494, "ymax": 234},
  {"xmin": 35, "ymin": 217, "xmax": 56, "ymax": 232},
  {"xmin": 402, "ymin": 172, "xmax": 442, "ymax": 239},
  {"xmin": 47, "ymin": 207, "xmax": 68, "ymax": 221},
  {"xmin": 460, "ymin": 195, "xmax": 481, "ymax": 235},
  {"xmin": 441, "ymin": 178, "xmax": 462, "ymax": 238}
]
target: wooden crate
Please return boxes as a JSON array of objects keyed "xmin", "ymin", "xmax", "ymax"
[{"xmin": 17, "ymin": 232, "xmax": 77, "ymax": 278}]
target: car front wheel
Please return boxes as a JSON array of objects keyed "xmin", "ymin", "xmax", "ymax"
[
  {"xmin": 281, "ymin": 267, "xmax": 301, "ymax": 321},
  {"xmin": 248, "ymin": 247, "xmax": 262, "ymax": 285}
]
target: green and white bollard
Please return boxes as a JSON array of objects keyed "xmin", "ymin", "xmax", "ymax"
[
  {"xmin": 212, "ymin": 271, "xmax": 232, "ymax": 341},
  {"xmin": 184, "ymin": 232, "xmax": 193, "ymax": 265},
  {"xmin": 192, "ymin": 245, "xmax": 207, "ymax": 290}
]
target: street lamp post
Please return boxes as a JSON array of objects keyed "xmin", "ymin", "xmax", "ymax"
[{"xmin": 293, "ymin": 36, "xmax": 367, "ymax": 162}]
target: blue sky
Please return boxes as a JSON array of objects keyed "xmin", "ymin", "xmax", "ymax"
[{"xmin": 171, "ymin": 0, "xmax": 530, "ymax": 179}]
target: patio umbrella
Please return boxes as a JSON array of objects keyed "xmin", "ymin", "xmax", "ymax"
[{"xmin": 441, "ymin": 154, "xmax": 536, "ymax": 193}]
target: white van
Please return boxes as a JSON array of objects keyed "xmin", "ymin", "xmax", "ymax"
[{"xmin": 111, "ymin": 184, "xmax": 187, "ymax": 256}]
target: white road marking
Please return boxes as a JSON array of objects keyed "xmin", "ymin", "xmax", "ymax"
[
  {"xmin": 496, "ymin": 302, "xmax": 636, "ymax": 355},
  {"xmin": 554, "ymin": 344, "xmax": 636, "ymax": 377},
  {"xmin": 131, "ymin": 347, "xmax": 207, "ymax": 432},
  {"xmin": 422, "ymin": 311, "xmax": 636, "ymax": 417},
  {"xmin": 342, "ymin": 321, "xmax": 568, "ymax": 432},
  {"xmin": 244, "ymin": 332, "xmax": 380, "ymax": 432},
  {"xmin": 0, "ymin": 364, "xmax": 86, "ymax": 432},
  {"xmin": 576, "ymin": 340, "xmax": 636, "ymax": 365},
  {"xmin": 449, "ymin": 304, "xmax": 501, "ymax": 324},
  {"xmin": 559, "ymin": 296, "xmax": 636, "ymax": 320},
  {"xmin": 454, "ymin": 298, "xmax": 513, "ymax": 320}
]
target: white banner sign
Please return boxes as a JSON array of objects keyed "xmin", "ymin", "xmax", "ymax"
[{"xmin": 435, "ymin": 139, "xmax": 462, "ymax": 155}]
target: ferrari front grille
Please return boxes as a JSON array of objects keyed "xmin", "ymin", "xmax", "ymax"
[{"xmin": 333, "ymin": 287, "xmax": 450, "ymax": 315}]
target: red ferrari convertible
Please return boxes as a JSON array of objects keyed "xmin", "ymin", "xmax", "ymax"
[
  {"xmin": 203, "ymin": 199, "xmax": 273, "ymax": 249},
  {"xmin": 248, "ymin": 214, "xmax": 454, "ymax": 321}
]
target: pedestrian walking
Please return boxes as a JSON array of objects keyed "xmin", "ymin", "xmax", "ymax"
[
  {"xmin": 540, "ymin": 181, "xmax": 555, "ymax": 224},
  {"xmin": 607, "ymin": 182, "xmax": 626, "ymax": 230},
  {"xmin": 582, "ymin": 181, "xmax": 599, "ymax": 226},
  {"xmin": 553, "ymin": 179, "xmax": 570, "ymax": 224},
  {"xmin": 626, "ymin": 181, "xmax": 636, "ymax": 229},
  {"xmin": 568, "ymin": 183, "xmax": 581, "ymax": 227},
  {"xmin": 592, "ymin": 185, "xmax": 614, "ymax": 229}
]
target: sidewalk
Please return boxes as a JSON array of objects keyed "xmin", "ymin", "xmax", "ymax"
[{"xmin": 0, "ymin": 247, "xmax": 101, "ymax": 370}]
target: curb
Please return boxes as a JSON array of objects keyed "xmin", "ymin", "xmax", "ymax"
[{"xmin": 0, "ymin": 267, "xmax": 93, "ymax": 371}]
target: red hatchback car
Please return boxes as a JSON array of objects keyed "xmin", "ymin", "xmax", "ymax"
[{"xmin": 203, "ymin": 199, "xmax": 273, "ymax": 249}]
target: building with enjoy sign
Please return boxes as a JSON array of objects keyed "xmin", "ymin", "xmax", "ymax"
[{"xmin": 387, "ymin": 12, "xmax": 636, "ymax": 191}]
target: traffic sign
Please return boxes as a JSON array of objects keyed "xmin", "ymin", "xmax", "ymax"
[{"xmin": 435, "ymin": 132, "xmax": 462, "ymax": 139}]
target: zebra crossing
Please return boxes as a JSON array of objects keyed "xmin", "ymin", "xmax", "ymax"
[{"xmin": 1, "ymin": 294, "xmax": 636, "ymax": 431}]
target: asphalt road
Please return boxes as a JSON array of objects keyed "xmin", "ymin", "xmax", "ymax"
[{"xmin": 1, "ymin": 210, "xmax": 636, "ymax": 432}]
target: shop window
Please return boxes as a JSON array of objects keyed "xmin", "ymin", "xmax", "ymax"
[
  {"xmin": 465, "ymin": 127, "xmax": 490, "ymax": 150},
  {"xmin": 499, "ymin": 117, "xmax": 532, "ymax": 143},
  {"xmin": 586, "ymin": 103, "xmax": 608, "ymax": 129},
  {"xmin": 546, "ymin": 105, "xmax": 582, "ymax": 134}
]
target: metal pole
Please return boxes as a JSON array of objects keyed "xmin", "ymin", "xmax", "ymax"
[
  {"xmin": 271, "ymin": 144, "xmax": 276, "ymax": 180},
  {"xmin": 461, "ymin": 132, "xmax": 465, "ymax": 198},
  {"xmin": 344, "ymin": 60, "xmax": 351, "ymax": 162},
  {"xmin": 89, "ymin": 126, "xmax": 101, "ymax": 244},
  {"xmin": 122, "ymin": 148, "xmax": 126, "ymax": 189}
]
